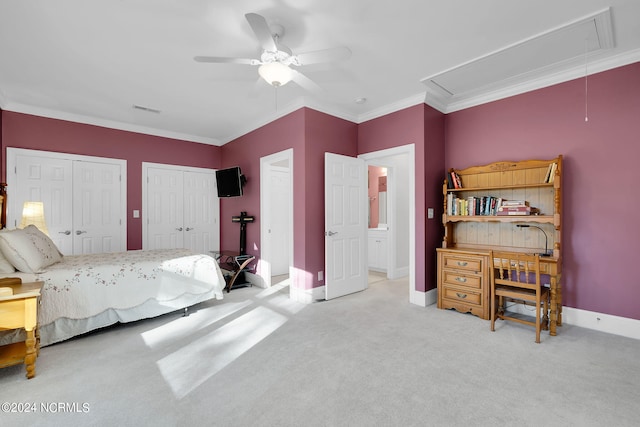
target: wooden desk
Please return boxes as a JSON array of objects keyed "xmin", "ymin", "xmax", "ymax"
[
  {"xmin": 0, "ymin": 280, "xmax": 44, "ymax": 379},
  {"xmin": 538, "ymin": 256, "xmax": 562, "ymax": 336},
  {"xmin": 437, "ymin": 249, "xmax": 562, "ymax": 336}
]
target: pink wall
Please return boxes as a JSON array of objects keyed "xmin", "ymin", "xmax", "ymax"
[
  {"xmin": 0, "ymin": 111, "xmax": 221, "ymax": 249},
  {"xmin": 219, "ymin": 108, "xmax": 357, "ymax": 290},
  {"xmin": 358, "ymin": 104, "xmax": 446, "ymax": 293},
  {"xmin": 445, "ymin": 61, "xmax": 640, "ymax": 320},
  {"xmin": 368, "ymin": 165, "xmax": 386, "ymax": 228}
]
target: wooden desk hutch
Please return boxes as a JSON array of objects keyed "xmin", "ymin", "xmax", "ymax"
[{"xmin": 436, "ymin": 156, "xmax": 563, "ymax": 335}]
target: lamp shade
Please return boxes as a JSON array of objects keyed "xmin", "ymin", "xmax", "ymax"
[
  {"xmin": 258, "ymin": 62, "xmax": 293, "ymax": 87},
  {"xmin": 20, "ymin": 201, "xmax": 49, "ymax": 236}
]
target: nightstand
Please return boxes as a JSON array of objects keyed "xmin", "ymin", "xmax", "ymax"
[{"xmin": 0, "ymin": 279, "xmax": 44, "ymax": 379}]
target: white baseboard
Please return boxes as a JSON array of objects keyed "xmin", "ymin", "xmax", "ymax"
[
  {"xmin": 561, "ymin": 307, "xmax": 640, "ymax": 340},
  {"xmin": 510, "ymin": 303, "xmax": 640, "ymax": 340},
  {"xmin": 389, "ymin": 266, "xmax": 409, "ymax": 280},
  {"xmin": 244, "ymin": 272, "xmax": 266, "ymax": 289},
  {"xmin": 290, "ymin": 285, "xmax": 324, "ymax": 304}
]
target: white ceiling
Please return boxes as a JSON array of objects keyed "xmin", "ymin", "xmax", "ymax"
[{"xmin": 1, "ymin": 1, "xmax": 639, "ymax": 146}]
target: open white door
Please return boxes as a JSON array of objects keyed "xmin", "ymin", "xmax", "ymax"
[{"xmin": 324, "ymin": 153, "xmax": 368, "ymax": 300}]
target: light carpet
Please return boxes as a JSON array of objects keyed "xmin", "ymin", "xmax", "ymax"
[{"xmin": 1, "ymin": 276, "xmax": 639, "ymax": 426}]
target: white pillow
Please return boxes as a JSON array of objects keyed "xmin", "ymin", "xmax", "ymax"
[
  {"xmin": 0, "ymin": 226, "xmax": 63, "ymax": 273},
  {"xmin": 0, "ymin": 248, "xmax": 16, "ymax": 273}
]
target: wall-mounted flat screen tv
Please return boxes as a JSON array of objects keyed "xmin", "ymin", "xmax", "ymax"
[{"xmin": 215, "ymin": 166, "xmax": 245, "ymax": 197}]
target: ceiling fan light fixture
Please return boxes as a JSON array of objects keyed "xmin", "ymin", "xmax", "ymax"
[{"xmin": 258, "ymin": 62, "xmax": 293, "ymax": 87}]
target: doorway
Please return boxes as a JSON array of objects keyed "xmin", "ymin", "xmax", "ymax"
[
  {"xmin": 260, "ymin": 149, "xmax": 294, "ymax": 289},
  {"xmin": 359, "ymin": 144, "xmax": 415, "ymax": 301}
]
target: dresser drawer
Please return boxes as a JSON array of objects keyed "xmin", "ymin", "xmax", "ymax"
[
  {"xmin": 441, "ymin": 254, "xmax": 483, "ymax": 272},
  {"xmin": 441, "ymin": 286, "xmax": 482, "ymax": 306},
  {"xmin": 442, "ymin": 270, "xmax": 481, "ymax": 289}
]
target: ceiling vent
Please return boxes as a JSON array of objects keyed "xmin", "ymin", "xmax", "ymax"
[{"xmin": 421, "ymin": 8, "xmax": 614, "ymax": 112}]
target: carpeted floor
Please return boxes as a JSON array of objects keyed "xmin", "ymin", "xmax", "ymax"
[{"xmin": 2, "ymin": 276, "xmax": 639, "ymax": 426}]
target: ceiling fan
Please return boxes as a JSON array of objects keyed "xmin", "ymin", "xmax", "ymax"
[{"xmin": 194, "ymin": 13, "xmax": 351, "ymax": 94}]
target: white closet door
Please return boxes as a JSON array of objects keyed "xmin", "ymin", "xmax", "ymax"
[
  {"xmin": 13, "ymin": 154, "xmax": 74, "ymax": 254},
  {"xmin": 146, "ymin": 167, "xmax": 185, "ymax": 249},
  {"xmin": 73, "ymin": 161, "xmax": 124, "ymax": 254},
  {"xmin": 183, "ymin": 170, "xmax": 219, "ymax": 253}
]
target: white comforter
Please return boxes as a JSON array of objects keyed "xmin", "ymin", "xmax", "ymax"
[{"xmin": 30, "ymin": 248, "xmax": 225, "ymax": 326}]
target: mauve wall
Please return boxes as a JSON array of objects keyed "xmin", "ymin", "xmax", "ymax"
[
  {"xmin": 220, "ymin": 108, "xmax": 357, "ymax": 290},
  {"xmin": 0, "ymin": 111, "xmax": 221, "ymax": 250},
  {"xmin": 445, "ymin": 61, "xmax": 640, "ymax": 320},
  {"xmin": 358, "ymin": 103, "xmax": 446, "ymax": 293}
]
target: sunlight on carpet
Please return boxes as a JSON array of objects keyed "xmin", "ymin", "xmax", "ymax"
[
  {"xmin": 141, "ymin": 300, "xmax": 253, "ymax": 349},
  {"xmin": 157, "ymin": 306, "xmax": 287, "ymax": 399}
]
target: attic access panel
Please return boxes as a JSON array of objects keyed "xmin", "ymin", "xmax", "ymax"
[{"xmin": 421, "ymin": 8, "xmax": 614, "ymax": 104}]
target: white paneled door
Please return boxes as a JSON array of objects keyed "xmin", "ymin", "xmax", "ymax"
[
  {"xmin": 73, "ymin": 161, "xmax": 123, "ymax": 254},
  {"xmin": 324, "ymin": 153, "xmax": 368, "ymax": 300},
  {"xmin": 146, "ymin": 167, "xmax": 184, "ymax": 249},
  {"xmin": 143, "ymin": 164, "xmax": 219, "ymax": 254},
  {"xmin": 183, "ymin": 170, "xmax": 218, "ymax": 253},
  {"xmin": 8, "ymin": 148, "xmax": 126, "ymax": 255}
]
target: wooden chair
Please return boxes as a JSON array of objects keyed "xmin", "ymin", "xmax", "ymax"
[{"xmin": 490, "ymin": 251, "xmax": 550, "ymax": 343}]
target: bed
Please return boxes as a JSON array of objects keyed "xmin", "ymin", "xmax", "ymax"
[{"xmin": 0, "ymin": 184, "xmax": 226, "ymax": 346}]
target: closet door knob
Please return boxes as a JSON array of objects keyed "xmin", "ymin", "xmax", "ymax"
[
  {"xmin": 75, "ymin": 230, "xmax": 87, "ymax": 235},
  {"xmin": 176, "ymin": 227, "xmax": 183, "ymax": 231},
  {"xmin": 59, "ymin": 230, "xmax": 71, "ymax": 235},
  {"xmin": 186, "ymin": 227, "xmax": 194, "ymax": 231}
]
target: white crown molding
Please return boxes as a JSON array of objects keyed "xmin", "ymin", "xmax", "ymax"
[
  {"xmin": 439, "ymin": 47, "xmax": 640, "ymax": 114},
  {"xmin": 3, "ymin": 48, "xmax": 639, "ymax": 146},
  {"xmin": 2, "ymin": 101, "xmax": 221, "ymax": 146},
  {"xmin": 356, "ymin": 93, "xmax": 427, "ymax": 123}
]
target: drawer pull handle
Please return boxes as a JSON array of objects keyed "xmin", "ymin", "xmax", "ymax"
[
  {"xmin": 456, "ymin": 292, "xmax": 467, "ymax": 299},
  {"xmin": 456, "ymin": 261, "xmax": 468, "ymax": 267},
  {"xmin": 455, "ymin": 277, "xmax": 467, "ymax": 283}
]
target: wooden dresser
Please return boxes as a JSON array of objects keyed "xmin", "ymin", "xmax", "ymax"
[{"xmin": 437, "ymin": 249, "xmax": 490, "ymax": 319}]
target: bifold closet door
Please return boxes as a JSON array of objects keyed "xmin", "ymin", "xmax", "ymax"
[
  {"xmin": 183, "ymin": 171, "xmax": 219, "ymax": 254},
  {"xmin": 144, "ymin": 166, "xmax": 219, "ymax": 253},
  {"xmin": 14, "ymin": 154, "xmax": 74, "ymax": 254},
  {"xmin": 11, "ymin": 151, "xmax": 125, "ymax": 255},
  {"xmin": 146, "ymin": 167, "xmax": 185, "ymax": 250},
  {"xmin": 72, "ymin": 161, "xmax": 123, "ymax": 254}
]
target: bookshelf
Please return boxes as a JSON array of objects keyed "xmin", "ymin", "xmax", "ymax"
[{"xmin": 437, "ymin": 156, "xmax": 563, "ymax": 321}]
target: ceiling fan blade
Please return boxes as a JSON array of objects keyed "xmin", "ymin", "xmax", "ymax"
[
  {"xmin": 194, "ymin": 56, "xmax": 259, "ymax": 65},
  {"xmin": 245, "ymin": 13, "xmax": 277, "ymax": 52},
  {"xmin": 291, "ymin": 70, "xmax": 324, "ymax": 96},
  {"xmin": 296, "ymin": 47, "xmax": 352, "ymax": 65}
]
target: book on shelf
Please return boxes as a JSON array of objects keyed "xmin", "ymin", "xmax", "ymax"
[
  {"xmin": 500, "ymin": 200, "xmax": 528, "ymax": 207},
  {"xmin": 448, "ymin": 169, "xmax": 462, "ymax": 189},
  {"xmin": 496, "ymin": 210, "xmax": 531, "ymax": 216},
  {"xmin": 497, "ymin": 205, "xmax": 531, "ymax": 213},
  {"xmin": 446, "ymin": 172, "xmax": 454, "ymax": 189},
  {"xmin": 544, "ymin": 162, "xmax": 557, "ymax": 183},
  {"xmin": 446, "ymin": 194, "xmax": 503, "ymax": 216}
]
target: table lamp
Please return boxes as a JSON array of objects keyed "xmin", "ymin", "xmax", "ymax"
[{"xmin": 19, "ymin": 201, "xmax": 49, "ymax": 236}]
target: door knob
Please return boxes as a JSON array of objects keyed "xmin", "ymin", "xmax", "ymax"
[
  {"xmin": 176, "ymin": 227, "xmax": 183, "ymax": 231},
  {"xmin": 326, "ymin": 231, "xmax": 338, "ymax": 236},
  {"xmin": 75, "ymin": 230, "xmax": 87, "ymax": 235},
  {"xmin": 186, "ymin": 227, "xmax": 194, "ymax": 231},
  {"xmin": 59, "ymin": 230, "xmax": 71, "ymax": 235}
]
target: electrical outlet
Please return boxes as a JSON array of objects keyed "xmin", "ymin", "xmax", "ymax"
[
  {"xmin": 318, "ymin": 271, "xmax": 324, "ymax": 281},
  {"xmin": 427, "ymin": 208, "xmax": 434, "ymax": 219}
]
